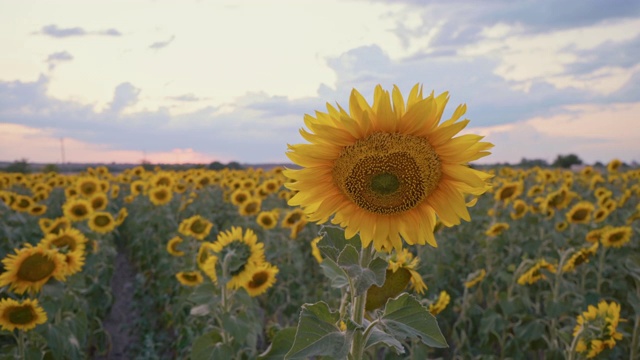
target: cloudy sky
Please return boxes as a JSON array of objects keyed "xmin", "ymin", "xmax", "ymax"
[{"xmin": 1, "ymin": 0, "xmax": 639, "ymax": 165}]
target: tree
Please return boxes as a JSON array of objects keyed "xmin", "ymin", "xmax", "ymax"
[
  {"xmin": 552, "ymin": 154, "xmax": 583, "ymax": 169},
  {"xmin": 2, "ymin": 159, "xmax": 31, "ymax": 173},
  {"xmin": 518, "ymin": 158, "xmax": 549, "ymax": 168}
]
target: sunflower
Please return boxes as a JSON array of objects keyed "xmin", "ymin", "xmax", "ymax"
[
  {"xmin": 88, "ymin": 212, "xmax": 117, "ymax": 234},
  {"xmin": 555, "ymin": 221, "xmax": 568, "ymax": 232},
  {"xmin": 200, "ymin": 256, "xmax": 218, "ymax": 284},
  {"xmin": 242, "ymin": 262, "xmax": 279, "ymax": 297},
  {"xmin": 110, "ymin": 184, "xmax": 120, "ymax": 199},
  {"xmin": 40, "ymin": 227, "xmax": 88, "ymax": 253},
  {"xmin": 428, "ymin": 290, "xmax": 450, "ymax": 315},
  {"xmin": 289, "ymin": 218, "xmax": 308, "ymax": 239},
  {"xmin": 464, "ymin": 269, "xmax": 486, "ymax": 288},
  {"xmin": 262, "ymin": 179, "xmax": 280, "ymax": 194},
  {"xmin": 310, "ymin": 236, "xmax": 323, "ymax": 263},
  {"xmin": 601, "ymin": 226, "xmax": 632, "ymax": 248},
  {"xmin": 150, "ymin": 171, "xmax": 175, "ymax": 188},
  {"xmin": 606, "ymin": 159, "xmax": 622, "ymax": 173},
  {"xmin": 572, "ymin": 300, "xmax": 623, "ymax": 358},
  {"xmin": 485, "ymin": 222, "xmax": 509, "ymax": 237},
  {"xmin": 256, "ymin": 211, "xmax": 278, "ymax": 230},
  {"xmin": 566, "ymin": 201, "xmax": 594, "ymax": 224},
  {"xmin": 62, "ymin": 198, "xmax": 93, "ymax": 222},
  {"xmin": 285, "ymin": 84, "xmax": 492, "ymax": 251},
  {"xmin": 115, "ymin": 208, "xmax": 128, "ymax": 226},
  {"xmin": 0, "ymin": 298, "xmax": 48, "ymax": 332},
  {"xmin": 239, "ymin": 198, "xmax": 261, "ymax": 216},
  {"xmin": 0, "ymin": 244, "xmax": 67, "ymax": 294},
  {"xmin": 562, "ymin": 243, "xmax": 598, "ymax": 273},
  {"xmin": 526, "ymin": 184, "xmax": 544, "ymax": 198},
  {"xmin": 585, "ymin": 227, "xmax": 609, "ymax": 243},
  {"xmin": 387, "ymin": 248, "xmax": 427, "ymax": 294},
  {"xmin": 28, "ymin": 204, "xmax": 47, "ymax": 216},
  {"xmin": 592, "ymin": 208, "xmax": 609, "ymax": 223},
  {"xmin": 281, "ymin": 209, "xmax": 306, "ymax": 228},
  {"xmin": 517, "ymin": 259, "xmax": 556, "ymax": 286},
  {"xmin": 10, "ymin": 195, "xmax": 33, "ymax": 213},
  {"xmin": 176, "ymin": 271, "xmax": 203, "ymax": 286},
  {"xmin": 88, "ymin": 192, "xmax": 109, "ymax": 211},
  {"xmin": 149, "ymin": 186, "xmax": 173, "ymax": 206},
  {"xmin": 167, "ymin": 236, "xmax": 185, "ymax": 256},
  {"xmin": 510, "ymin": 199, "xmax": 528, "ymax": 220},
  {"xmin": 230, "ymin": 189, "xmax": 251, "ymax": 206},
  {"xmin": 495, "ymin": 181, "xmax": 523, "ymax": 203},
  {"xmin": 179, "ymin": 215, "xmax": 213, "ymax": 240},
  {"xmin": 39, "ymin": 217, "xmax": 71, "ymax": 235},
  {"xmin": 130, "ymin": 180, "xmax": 146, "ymax": 196},
  {"xmin": 59, "ymin": 249, "xmax": 85, "ymax": 277},
  {"xmin": 210, "ymin": 227, "xmax": 265, "ymax": 289},
  {"xmin": 75, "ymin": 176, "xmax": 100, "ymax": 197}
]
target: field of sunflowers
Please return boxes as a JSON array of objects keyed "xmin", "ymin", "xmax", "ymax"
[
  {"xmin": 0, "ymin": 161, "xmax": 637, "ymax": 359},
  {"xmin": 0, "ymin": 85, "xmax": 638, "ymax": 360}
]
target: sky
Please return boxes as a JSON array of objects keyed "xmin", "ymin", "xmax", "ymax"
[{"xmin": 1, "ymin": 0, "xmax": 639, "ymax": 165}]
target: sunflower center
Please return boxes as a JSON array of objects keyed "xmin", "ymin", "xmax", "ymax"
[
  {"xmin": 181, "ymin": 273, "xmax": 198, "ymax": 282},
  {"xmin": 52, "ymin": 235, "xmax": 76, "ymax": 251},
  {"xmin": 17, "ymin": 253, "xmax": 56, "ymax": 282},
  {"xmin": 7, "ymin": 306, "xmax": 35, "ymax": 325},
  {"xmin": 248, "ymin": 271, "xmax": 269, "ymax": 289},
  {"xmin": 190, "ymin": 220, "xmax": 206, "ymax": 234},
  {"xmin": 81, "ymin": 182, "xmax": 97, "ymax": 196},
  {"xmin": 17, "ymin": 199, "xmax": 31, "ymax": 209},
  {"xmin": 154, "ymin": 190, "xmax": 168, "ymax": 200},
  {"xmin": 333, "ymin": 132, "xmax": 441, "ymax": 215},
  {"xmin": 260, "ymin": 216, "xmax": 273, "ymax": 226},
  {"xmin": 499, "ymin": 186, "xmax": 516, "ymax": 200},
  {"xmin": 243, "ymin": 201, "xmax": 259, "ymax": 214},
  {"xmin": 608, "ymin": 232, "xmax": 624, "ymax": 243},
  {"xmin": 94, "ymin": 215, "xmax": 111, "ymax": 227},
  {"xmin": 92, "ymin": 198, "xmax": 105, "ymax": 209},
  {"xmin": 571, "ymin": 209, "xmax": 589, "ymax": 221},
  {"xmin": 72, "ymin": 205, "xmax": 88, "ymax": 217}
]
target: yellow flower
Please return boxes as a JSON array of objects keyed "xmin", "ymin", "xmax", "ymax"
[
  {"xmin": 256, "ymin": 211, "xmax": 278, "ymax": 230},
  {"xmin": 428, "ymin": 290, "xmax": 450, "ymax": 315},
  {"xmin": 510, "ymin": 199, "xmax": 528, "ymax": 220},
  {"xmin": 281, "ymin": 209, "xmax": 306, "ymax": 229},
  {"xmin": 28, "ymin": 204, "xmax": 47, "ymax": 216},
  {"xmin": 585, "ymin": 226, "xmax": 609, "ymax": 243},
  {"xmin": 88, "ymin": 192, "xmax": 109, "ymax": 211},
  {"xmin": 176, "ymin": 271, "xmax": 203, "ymax": 286},
  {"xmin": 10, "ymin": 195, "xmax": 33, "ymax": 213},
  {"xmin": 485, "ymin": 222, "xmax": 509, "ymax": 237},
  {"xmin": 464, "ymin": 269, "xmax": 486, "ymax": 288},
  {"xmin": 75, "ymin": 176, "xmax": 100, "ymax": 197},
  {"xmin": 88, "ymin": 212, "xmax": 117, "ymax": 234},
  {"xmin": 285, "ymin": 84, "xmax": 492, "ymax": 252},
  {"xmin": 572, "ymin": 300, "xmax": 623, "ymax": 358},
  {"xmin": 239, "ymin": 198, "xmax": 261, "ymax": 216},
  {"xmin": 62, "ymin": 198, "xmax": 93, "ymax": 222},
  {"xmin": 495, "ymin": 181, "xmax": 523, "ymax": 203},
  {"xmin": 178, "ymin": 215, "xmax": 213, "ymax": 241},
  {"xmin": 242, "ymin": 262, "xmax": 279, "ymax": 297},
  {"xmin": 40, "ymin": 227, "xmax": 88, "ymax": 253},
  {"xmin": 210, "ymin": 227, "xmax": 266, "ymax": 289},
  {"xmin": 606, "ymin": 159, "xmax": 622, "ymax": 173},
  {"xmin": 115, "ymin": 208, "xmax": 128, "ymax": 226},
  {"xmin": 39, "ymin": 217, "xmax": 72, "ymax": 235},
  {"xmin": 230, "ymin": 189, "xmax": 251, "ymax": 206},
  {"xmin": 517, "ymin": 259, "xmax": 556, "ymax": 285},
  {"xmin": 0, "ymin": 298, "xmax": 48, "ymax": 332},
  {"xmin": 562, "ymin": 243, "xmax": 598, "ymax": 273},
  {"xmin": 565, "ymin": 201, "xmax": 594, "ymax": 224},
  {"xmin": 592, "ymin": 207, "xmax": 610, "ymax": 223},
  {"xmin": 311, "ymin": 236, "xmax": 323, "ymax": 263},
  {"xmin": 555, "ymin": 221, "xmax": 568, "ymax": 232},
  {"xmin": 601, "ymin": 226, "xmax": 632, "ymax": 248},
  {"xmin": 167, "ymin": 236, "xmax": 185, "ymax": 256},
  {"xmin": 388, "ymin": 249, "xmax": 427, "ymax": 294},
  {"xmin": 149, "ymin": 185, "xmax": 173, "ymax": 206},
  {"xmin": 0, "ymin": 244, "xmax": 67, "ymax": 294}
]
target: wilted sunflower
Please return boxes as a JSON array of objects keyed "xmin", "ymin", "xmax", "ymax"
[
  {"xmin": 179, "ymin": 215, "xmax": 213, "ymax": 241},
  {"xmin": 428, "ymin": 290, "xmax": 451, "ymax": 315},
  {"xmin": 485, "ymin": 222, "xmax": 509, "ymax": 237},
  {"xmin": 562, "ymin": 243, "xmax": 598, "ymax": 273},
  {"xmin": 88, "ymin": 192, "xmax": 109, "ymax": 211},
  {"xmin": 242, "ymin": 262, "xmax": 279, "ymax": 297},
  {"xmin": 256, "ymin": 211, "xmax": 278, "ymax": 230},
  {"xmin": 88, "ymin": 212, "xmax": 117, "ymax": 234},
  {"xmin": 517, "ymin": 259, "xmax": 556, "ymax": 286},
  {"xmin": 566, "ymin": 201, "xmax": 595, "ymax": 224},
  {"xmin": 601, "ymin": 226, "xmax": 632, "ymax": 248},
  {"xmin": 176, "ymin": 271, "xmax": 203, "ymax": 286},
  {"xmin": 0, "ymin": 298, "xmax": 48, "ymax": 332},
  {"xmin": 166, "ymin": 236, "xmax": 185, "ymax": 256},
  {"xmin": 0, "ymin": 244, "xmax": 67, "ymax": 294},
  {"xmin": 239, "ymin": 198, "xmax": 261, "ymax": 216},
  {"xmin": 62, "ymin": 198, "xmax": 93, "ymax": 222},
  {"xmin": 573, "ymin": 300, "xmax": 623, "ymax": 358},
  {"xmin": 464, "ymin": 269, "xmax": 486, "ymax": 288},
  {"xmin": 285, "ymin": 84, "xmax": 493, "ymax": 251},
  {"xmin": 149, "ymin": 186, "xmax": 173, "ymax": 206},
  {"xmin": 210, "ymin": 227, "xmax": 265, "ymax": 289}
]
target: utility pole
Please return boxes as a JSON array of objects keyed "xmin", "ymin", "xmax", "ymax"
[{"xmin": 60, "ymin": 137, "xmax": 66, "ymax": 164}]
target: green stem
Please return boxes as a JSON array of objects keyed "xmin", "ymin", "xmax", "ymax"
[
  {"xmin": 631, "ymin": 315, "xmax": 640, "ymax": 360},
  {"xmin": 350, "ymin": 245, "xmax": 373, "ymax": 360},
  {"xmin": 567, "ymin": 325, "xmax": 582, "ymax": 360},
  {"xmin": 596, "ymin": 247, "xmax": 606, "ymax": 293},
  {"xmin": 17, "ymin": 330, "xmax": 25, "ymax": 360}
]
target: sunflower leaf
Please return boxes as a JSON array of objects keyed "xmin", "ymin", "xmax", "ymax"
[
  {"xmin": 191, "ymin": 330, "xmax": 234, "ymax": 360},
  {"xmin": 258, "ymin": 327, "xmax": 297, "ymax": 360},
  {"xmin": 337, "ymin": 245, "xmax": 387, "ymax": 296},
  {"xmin": 365, "ymin": 326, "xmax": 405, "ymax": 354},
  {"xmin": 319, "ymin": 258, "xmax": 349, "ymax": 289},
  {"xmin": 284, "ymin": 302, "xmax": 350, "ymax": 360},
  {"xmin": 380, "ymin": 293, "xmax": 448, "ymax": 348},
  {"xmin": 318, "ymin": 226, "xmax": 361, "ymax": 261}
]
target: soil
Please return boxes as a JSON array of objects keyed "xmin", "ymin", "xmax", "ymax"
[{"xmin": 95, "ymin": 250, "xmax": 139, "ymax": 360}]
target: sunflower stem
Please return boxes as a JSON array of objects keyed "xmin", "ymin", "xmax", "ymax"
[
  {"xmin": 350, "ymin": 244, "xmax": 373, "ymax": 359},
  {"xmin": 17, "ymin": 329, "xmax": 25, "ymax": 360},
  {"xmin": 567, "ymin": 325, "xmax": 583, "ymax": 360},
  {"xmin": 631, "ymin": 314, "xmax": 640, "ymax": 360},
  {"xmin": 596, "ymin": 246, "xmax": 606, "ymax": 293}
]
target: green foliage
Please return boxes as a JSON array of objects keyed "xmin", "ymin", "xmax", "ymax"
[
  {"xmin": 552, "ymin": 153, "xmax": 583, "ymax": 168},
  {"xmin": 380, "ymin": 293, "xmax": 448, "ymax": 348},
  {"xmin": 2, "ymin": 159, "xmax": 31, "ymax": 173},
  {"xmin": 285, "ymin": 302, "xmax": 350, "ymax": 360}
]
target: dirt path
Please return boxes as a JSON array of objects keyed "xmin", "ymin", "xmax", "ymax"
[{"xmin": 96, "ymin": 250, "xmax": 139, "ymax": 360}]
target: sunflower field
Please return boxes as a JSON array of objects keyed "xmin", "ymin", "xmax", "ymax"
[{"xmin": 1, "ymin": 85, "xmax": 639, "ymax": 360}]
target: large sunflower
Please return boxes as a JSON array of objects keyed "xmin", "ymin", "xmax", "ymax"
[
  {"xmin": 0, "ymin": 244, "xmax": 67, "ymax": 294},
  {"xmin": 285, "ymin": 84, "xmax": 493, "ymax": 251},
  {"xmin": 0, "ymin": 298, "xmax": 48, "ymax": 332}
]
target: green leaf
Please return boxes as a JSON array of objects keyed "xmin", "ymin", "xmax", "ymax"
[
  {"xmin": 258, "ymin": 327, "xmax": 297, "ymax": 360},
  {"xmin": 365, "ymin": 327, "xmax": 405, "ymax": 354},
  {"xmin": 318, "ymin": 226, "xmax": 361, "ymax": 261},
  {"xmin": 380, "ymin": 293, "xmax": 448, "ymax": 348},
  {"xmin": 337, "ymin": 245, "xmax": 387, "ymax": 296},
  {"xmin": 320, "ymin": 258, "xmax": 349, "ymax": 288},
  {"xmin": 285, "ymin": 302, "xmax": 349, "ymax": 360},
  {"xmin": 190, "ymin": 330, "xmax": 234, "ymax": 360}
]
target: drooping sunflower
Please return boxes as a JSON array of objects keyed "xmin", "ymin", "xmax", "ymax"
[
  {"xmin": 88, "ymin": 212, "xmax": 117, "ymax": 234},
  {"xmin": 510, "ymin": 199, "xmax": 528, "ymax": 220},
  {"xmin": 572, "ymin": 300, "xmax": 623, "ymax": 358},
  {"xmin": 464, "ymin": 269, "xmax": 486, "ymax": 289},
  {"xmin": 62, "ymin": 198, "xmax": 93, "ymax": 222},
  {"xmin": 387, "ymin": 248, "xmax": 427, "ymax": 294},
  {"xmin": 176, "ymin": 271, "xmax": 203, "ymax": 286},
  {"xmin": 256, "ymin": 211, "xmax": 278, "ymax": 230},
  {"xmin": 310, "ymin": 236, "xmax": 323, "ymax": 263},
  {"xmin": 0, "ymin": 244, "xmax": 67, "ymax": 294},
  {"xmin": 39, "ymin": 217, "xmax": 72, "ymax": 235},
  {"xmin": 281, "ymin": 209, "xmax": 306, "ymax": 229},
  {"xmin": 601, "ymin": 226, "xmax": 632, "ymax": 248},
  {"xmin": 562, "ymin": 242, "xmax": 599, "ymax": 273},
  {"xmin": 166, "ymin": 236, "xmax": 185, "ymax": 256},
  {"xmin": 242, "ymin": 262, "xmax": 279, "ymax": 297},
  {"xmin": 115, "ymin": 208, "xmax": 128, "ymax": 226},
  {"xmin": 585, "ymin": 227, "xmax": 610, "ymax": 243},
  {"xmin": 285, "ymin": 84, "xmax": 493, "ymax": 251},
  {"xmin": 149, "ymin": 186, "xmax": 173, "ymax": 206},
  {"xmin": 494, "ymin": 181, "xmax": 523, "ymax": 204},
  {"xmin": 566, "ymin": 201, "xmax": 595, "ymax": 224},
  {"xmin": 210, "ymin": 227, "xmax": 265, "ymax": 289},
  {"xmin": 0, "ymin": 298, "xmax": 48, "ymax": 332},
  {"xmin": 517, "ymin": 259, "xmax": 556, "ymax": 286},
  {"xmin": 485, "ymin": 222, "xmax": 509, "ymax": 237},
  {"xmin": 179, "ymin": 215, "xmax": 213, "ymax": 241},
  {"xmin": 428, "ymin": 290, "xmax": 451, "ymax": 315}
]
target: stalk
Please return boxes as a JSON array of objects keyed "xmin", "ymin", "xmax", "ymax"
[{"xmin": 350, "ymin": 245, "xmax": 373, "ymax": 359}]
